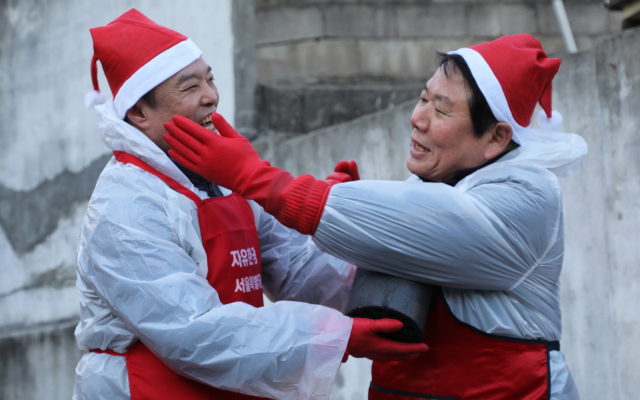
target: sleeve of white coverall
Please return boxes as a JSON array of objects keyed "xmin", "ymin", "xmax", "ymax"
[
  {"xmin": 81, "ymin": 174, "xmax": 351, "ymax": 400},
  {"xmin": 247, "ymin": 201, "xmax": 355, "ymax": 312},
  {"xmin": 312, "ymin": 171, "xmax": 562, "ymax": 291}
]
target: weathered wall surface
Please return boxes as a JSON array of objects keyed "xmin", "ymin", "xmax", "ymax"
[
  {"xmin": 555, "ymin": 27, "xmax": 640, "ymax": 400},
  {"xmin": 255, "ymin": 0, "xmax": 623, "ymax": 85},
  {"xmin": 256, "ymin": 27, "xmax": 640, "ymax": 400},
  {"xmin": 253, "ymin": 0, "xmax": 623, "ymax": 140},
  {"xmin": 0, "ymin": 1, "xmax": 235, "ymax": 399}
]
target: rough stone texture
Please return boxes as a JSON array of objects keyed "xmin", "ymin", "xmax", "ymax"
[
  {"xmin": 257, "ymin": 39, "xmax": 361, "ymax": 84},
  {"xmin": 0, "ymin": 1, "xmax": 236, "ymax": 399},
  {"xmin": 499, "ymin": 3, "xmax": 538, "ymax": 35},
  {"xmin": 359, "ymin": 38, "xmax": 476, "ymax": 78},
  {"xmin": 253, "ymin": 0, "xmax": 624, "ymax": 144},
  {"xmin": 560, "ymin": 27, "xmax": 640, "ymax": 400},
  {"xmin": 0, "ymin": 324, "xmax": 84, "ymax": 400},
  {"xmin": 0, "ymin": 154, "xmax": 110, "ymax": 255},
  {"xmin": 397, "ymin": 5, "xmax": 468, "ymax": 38},
  {"xmin": 257, "ymin": 84, "xmax": 421, "ymax": 133},
  {"xmin": 255, "ymin": 0, "xmax": 624, "ymax": 85},
  {"xmin": 234, "ymin": 0, "xmax": 260, "ymax": 140},
  {"xmin": 552, "ymin": 48, "xmax": 623, "ymax": 399},
  {"xmin": 468, "ymin": 4, "xmax": 503, "ymax": 37},
  {"xmin": 255, "ymin": 5, "xmax": 323, "ymax": 45},
  {"xmin": 324, "ymin": 4, "xmax": 379, "ymax": 37},
  {"xmin": 255, "ymin": 27, "xmax": 640, "ymax": 400}
]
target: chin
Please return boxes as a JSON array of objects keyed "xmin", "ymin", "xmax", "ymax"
[
  {"xmin": 407, "ymin": 161, "xmax": 440, "ymax": 181},
  {"xmin": 406, "ymin": 157, "xmax": 424, "ymax": 177}
]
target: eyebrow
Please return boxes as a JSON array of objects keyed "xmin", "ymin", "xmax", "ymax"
[
  {"xmin": 424, "ymin": 85, "xmax": 453, "ymax": 106},
  {"xmin": 177, "ymin": 66, "xmax": 213, "ymax": 83}
]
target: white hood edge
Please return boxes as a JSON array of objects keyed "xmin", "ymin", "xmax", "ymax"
[
  {"xmin": 496, "ymin": 128, "xmax": 588, "ymax": 178},
  {"xmin": 94, "ymin": 100, "xmax": 201, "ymax": 196}
]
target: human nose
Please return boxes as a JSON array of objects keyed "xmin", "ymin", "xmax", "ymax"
[
  {"xmin": 201, "ymin": 84, "xmax": 219, "ymax": 107},
  {"xmin": 410, "ymin": 104, "xmax": 430, "ymax": 132}
]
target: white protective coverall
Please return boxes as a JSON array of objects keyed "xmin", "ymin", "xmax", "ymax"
[
  {"xmin": 312, "ymin": 128, "xmax": 587, "ymax": 400},
  {"xmin": 73, "ymin": 100, "xmax": 354, "ymax": 400}
]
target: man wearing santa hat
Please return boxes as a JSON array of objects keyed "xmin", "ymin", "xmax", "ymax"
[
  {"xmin": 74, "ymin": 9, "xmax": 428, "ymax": 400},
  {"xmin": 166, "ymin": 33, "xmax": 587, "ymax": 399}
]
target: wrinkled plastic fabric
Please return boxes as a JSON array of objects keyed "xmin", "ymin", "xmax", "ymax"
[
  {"xmin": 313, "ymin": 128, "xmax": 587, "ymax": 400},
  {"xmin": 73, "ymin": 100, "xmax": 355, "ymax": 400}
]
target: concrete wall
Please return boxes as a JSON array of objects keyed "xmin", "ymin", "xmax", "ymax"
[
  {"xmin": 555, "ymin": 26, "xmax": 640, "ymax": 400},
  {"xmin": 256, "ymin": 27, "xmax": 640, "ymax": 400},
  {"xmin": 0, "ymin": 1, "xmax": 235, "ymax": 399},
  {"xmin": 252, "ymin": 0, "xmax": 624, "ymax": 140},
  {"xmin": 255, "ymin": 0, "xmax": 624, "ymax": 85}
]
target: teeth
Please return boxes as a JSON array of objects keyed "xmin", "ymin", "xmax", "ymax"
[
  {"xmin": 414, "ymin": 142, "xmax": 427, "ymax": 152},
  {"xmin": 199, "ymin": 114, "xmax": 215, "ymax": 132}
]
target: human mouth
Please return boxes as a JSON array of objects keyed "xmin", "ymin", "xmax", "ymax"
[
  {"xmin": 411, "ymin": 140, "xmax": 429, "ymax": 153},
  {"xmin": 199, "ymin": 114, "xmax": 216, "ymax": 132},
  {"xmin": 413, "ymin": 141, "xmax": 427, "ymax": 152}
]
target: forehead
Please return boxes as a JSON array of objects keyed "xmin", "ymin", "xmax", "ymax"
[
  {"xmin": 425, "ymin": 65, "xmax": 470, "ymax": 105},
  {"xmin": 157, "ymin": 57, "xmax": 210, "ymax": 88},
  {"xmin": 175, "ymin": 58, "xmax": 210, "ymax": 80}
]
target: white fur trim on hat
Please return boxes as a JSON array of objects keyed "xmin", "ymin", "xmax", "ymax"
[
  {"xmin": 537, "ymin": 109, "xmax": 563, "ymax": 131},
  {"xmin": 85, "ymin": 90, "xmax": 109, "ymax": 109},
  {"xmin": 113, "ymin": 38, "xmax": 202, "ymax": 119},
  {"xmin": 448, "ymin": 48, "xmax": 529, "ymax": 145}
]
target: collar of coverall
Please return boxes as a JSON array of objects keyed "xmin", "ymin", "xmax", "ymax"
[
  {"xmin": 164, "ymin": 151, "xmax": 223, "ymax": 198},
  {"xmin": 418, "ymin": 150, "xmax": 511, "ymax": 187}
]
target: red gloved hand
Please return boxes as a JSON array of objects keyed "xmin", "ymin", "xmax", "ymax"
[
  {"xmin": 164, "ymin": 114, "xmax": 350, "ymax": 235},
  {"xmin": 164, "ymin": 114, "xmax": 274, "ymax": 193},
  {"xmin": 346, "ymin": 318, "xmax": 429, "ymax": 362},
  {"xmin": 325, "ymin": 160, "xmax": 360, "ymax": 185}
]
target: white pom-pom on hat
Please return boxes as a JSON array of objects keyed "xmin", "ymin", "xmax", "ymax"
[
  {"xmin": 85, "ymin": 90, "xmax": 109, "ymax": 109},
  {"xmin": 537, "ymin": 109, "xmax": 563, "ymax": 131}
]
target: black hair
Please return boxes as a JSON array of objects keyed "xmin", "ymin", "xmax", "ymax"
[
  {"xmin": 123, "ymin": 88, "xmax": 157, "ymax": 125},
  {"xmin": 140, "ymin": 87, "xmax": 157, "ymax": 109}
]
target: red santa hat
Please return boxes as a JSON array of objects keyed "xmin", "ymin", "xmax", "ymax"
[
  {"xmin": 449, "ymin": 33, "xmax": 562, "ymax": 144},
  {"xmin": 86, "ymin": 9, "xmax": 203, "ymax": 119}
]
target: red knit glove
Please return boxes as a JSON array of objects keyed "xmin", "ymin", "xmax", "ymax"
[
  {"xmin": 325, "ymin": 160, "xmax": 360, "ymax": 185},
  {"xmin": 164, "ymin": 114, "xmax": 355, "ymax": 234},
  {"xmin": 346, "ymin": 318, "xmax": 429, "ymax": 362}
]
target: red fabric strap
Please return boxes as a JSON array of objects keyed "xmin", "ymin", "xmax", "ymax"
[
  {"xmin": 113, "ymin": 151, "xmax": 202, "ymax": 205},
  {"xmin": 90, "ymin": 348, "xmax": 123, "ymax": 357}
]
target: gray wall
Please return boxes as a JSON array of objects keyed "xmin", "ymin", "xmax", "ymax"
[
  {"xmin": 256, "ymin": 27, "xmax": 640, "ymax": 400},
  {"xmin": 252, "ymin": 0, "xmax": 624, "ymax": 143},
  {"xmin": 255, "ymin": 0, "xmax": 624, "ymax": 85},
  {"xmin": 555, "ymin": 27, "xmax": 640, "ymax": 400},
  {"xmin": 0, "ymin": 1, "xmax": 235, "ymax": 399}
]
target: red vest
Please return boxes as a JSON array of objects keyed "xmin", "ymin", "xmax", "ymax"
[
  {"xmin": 369, "ymin": 289, "xmax": 559, "ymax": 400},
  {"xmin": 93, "ymin": 151, "xmax": 267, "ymax": 400}
]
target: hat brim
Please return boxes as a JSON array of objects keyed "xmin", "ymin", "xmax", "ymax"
[{"xmin": 114, "ymin": 38, "xmax": 203, "ymax": 119}]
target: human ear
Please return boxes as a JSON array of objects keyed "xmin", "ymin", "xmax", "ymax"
[
  {"xmin": 483, "ymin": 122, "xmax": 513, "ymax": 160},
  {"xmin": 125, "ymin": 102, "xmax": 150, "ymax": 131}
]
